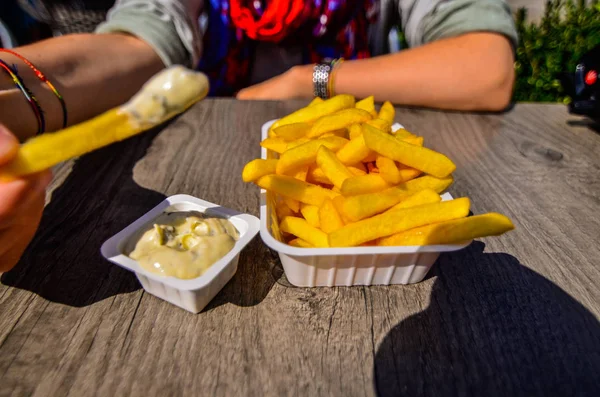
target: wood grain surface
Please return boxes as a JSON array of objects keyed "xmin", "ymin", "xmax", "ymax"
[{"xmin": 1, "ymin": 99, "xmax": 599, "ymax": 397}]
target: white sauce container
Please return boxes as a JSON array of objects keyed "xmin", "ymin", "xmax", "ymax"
[
  {"xmin": 260, "ymin": 120, "xmax": 472, "ymax": 287},
  {"xmin": 101, "ymin": 195, "xmax": 260, "ymax": 313}
]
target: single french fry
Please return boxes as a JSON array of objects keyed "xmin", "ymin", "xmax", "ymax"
[
  {"xmin": 348, "ymin": 123, "xmax": 363, "ymax": 139},
  {"xmin": 378, "ymin": 101, "xmax": 395, "ymax": 123},
  {"xmin": 316, "ymin": 146, "xmax": 354, "ymax": 190},
  {"xmin": 0, "ymin": 66, "xmax": 209, "ymax": 180},
  {"xmin": 300, "ymin": 203, "xmax": 321, "ymax": 228},
  {"xmin": 392, "ymin": 128, "xmax": 416, "ymax": 140},
  {"xmin": 308, "ymin": 97, "xmax": 324, "ymax": 107},
  {"xmin": 286, "ymin": 137, "xmax": 312, "ymax": 149},
  {"xmin": 284, "ymin": 197, "xmax": 300, "ymax": 213},
  {"xmin": 289, "ymin": 238, "xmax": 314, "ymax": 248},
  {"xmin": 336, "ymin": 132, "xmax": 373, "ymax": 165},
  {"xmin": 260, "ymin": 137, "xmax": 288, "ymax": 154},
  {"xmin": 377, "ymin": 212, "xmax": 514, "ymax": 246},
  {"xmin": 363, "ymin": 124, "xmax": 456, "ymax": 178},
  {"xmin": 242, "ymin": 159, "xmax": 278, "ymax": 182},
  {"xmin": 366, "ymin": 118, "xmax": 392, "ymax": 133},
  {"xmin": 376, "ymin": 156, "xmax": 401, "ymax": 184},
  {"xmin": 269, "ymin": 94, "xmax": 355, "ymax": 132},
  {"xmin": 347, "ymin": 164, "xmax": 367, "ymax": 176},
  {"xmin": 340, "ymin": 174, "xmax": 390, "ymax": 196},
  {"xmin": 308, "ymin": 108, "xmax": 372, "ymax": 138},
  {"xmin": 319, "ymin": 199, "xmax": 345, "ymax": 233},
  {"xmin": 273, "ymin": 123, "xmax": 311, "ymax": 141},
  {"xmin": 307, "ymin": 166, "xmax": 332, "ymax": 185},
  {"xmin": 276, "ymin": 136, "xmax": 348, "ymax": 174},
  {"xmin": 339, "ymin": 175, "xmax": 454, "ymax": 221},
  {"xmin": 386, "ymin": 189, "xmax": 441, "ymax": 211},
  {"xmin": 356, "ymin": 95, "xmax": 376, "ymax": 117},
  {"xmin": 292, "ymin": 166, "xmax": 309, "ymax": 181},
  {"xmin": 276, "ymin": 199, "xmax": 295, "ymax": 220},
  {"xmin": 256, "ymin": 175, "xmax": 338, "ymax": 206},
  {"xmin": 366, "ymin": 162, "xmax": 379, "ymax": 173},
  {"xmin": 329, "ymin": 198, "xmax": 470, "ymax": 247},
  {"xmin": 395, "ymin": 163, "xmax": 422, "ymax": 182},
  {"xmin": 321, "ymin": 128, "xmax": 349, "ymax": 139},
  {"xmin": 280, "ymin": 217, "xmax": 329, "ymax": 247},
  {"xmin": 402, "ymin": 135, "xmax": 424, "ymax": 147}
]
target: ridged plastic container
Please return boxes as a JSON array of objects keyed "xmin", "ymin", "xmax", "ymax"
[
  {"xmin": 260, "ymin": 120, "xmax": 471, "ymax": 287},
  {"xmin": 101, "ymin": 195, "xmax": 260, "ymax": 313}
]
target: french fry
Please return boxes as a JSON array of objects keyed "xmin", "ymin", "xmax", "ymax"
[
  {"xmin": 280, "ymin": 217, "xmax": 329, "ymax": 247},
  {"xmin": 363, "ymin": 124, "xmax": 456, "ymax": 178},
  {"xmin": 284, "ymin": 197, "xmax": 301, "ymax": 213},
  {"xmin": 356, "ymin": 95, "xmax": 377, "ymax": 117},
  {"xmin": 366, "ymin": 118, "xmax": 392, "ymax": 133},
  {"xmin": 339, "ymin": 175, "xmax": 454, "ymax": 221},
  {"xmin": 260, "ymin": 137, "xmax": 288, "ymax": 154},
  {"xmin": 395, "ymin": 163, "xmax": 422, "ymax": 182},
  {"xmin": 347, "ymin": 164, "xmax": 367, "ymax": 176},
  {"xmin": 300, "ymin": 204, "xmax": 321, "ymax": 228},
  {"xmin": 276, "ymin": 136, "xmax": 348, "ymax": 174},
  {"xmin": 321, "ymin": 128, "xmax": 349, "ymax": 139},
  {"xmin": 307, "ymin": 165, "xmax": 332, "ymax": 185},
  {"xmin": 273, "ymin": 123, "xmax": 311, "ymax": 141},
  {"xmin": 316, "ymin": 146, "xmax": 354, "ymax": 189},
  {"xmin": 386, "ymin": 189, "xmax": 441, "ymax": 211},
  {"xmin": 377, "ymin": 212, "xmax": 514, "ymax": 246},
  {"xmin": 308, "ymin": 97, "xmax": 324, "ymax": 107},
  {"xmin": 402, "ymin": 136, "xmax": 424, "ymax": 147},
  {"xmin": 392, "ymin": 128, "xmax": 416, "ymax": 139},
  {"xmin": 0, "ymin": 66, "xmax": 209, "ymax": 180},
  {"xmin": 348, "ymin": 123, "xmax": 363, "ymax": 139},
  {"xmin": 292, "ymin": 166, "xmax": 309, "ymax": 181},
  {"xmin": 256, "ymin": 175, "xmax": 338, "ymax": 206},
  {"xmin": 378, "ymin": 101, "xmax": 395, "ymax": 123},
  {"xmin": 269, "ymin": 94, "xmax": 355, "ymax": 132},
  {"xmin": 308, "ymin": 108, "xmax": 372, "ymax": 138},
  {"xmin": 289, "ymin": 238, "xmax": 314, "ymax": 248},
  {"xmin": 340, "ymin": 174, "xmax": 390, "ymax": 196},
  {"xmin": 376, "ymin": 156, "xmax": 401, "ymax": 184},
  {"xmin": 319, "ymin": 199, "xmax": 345, "ymax": 233},
  {"xmin": 336, "ymin": 132, "xmax": 373, "ymax": 165},
  {"xmin": 329, "ymin": 198, "xmax": 470, "ymax": 247},
  {"xmin": 276, "ymin": 200, "xmax": 295, "ymax": 220},
  {"xmin": 242, "ymin": 159, "xmax": 278, "ymax": 182},
  {"xmin": 366, "ymin": 162, "xmax": 379, "ymax": 173},
  {"xmin": 286, "ymin": 137, "xmax": 312, "ymax": 149}
]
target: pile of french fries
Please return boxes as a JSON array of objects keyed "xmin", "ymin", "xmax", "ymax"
[{"xmin": 242, "ymin": 95, "xmax": 514, "ymax": 248}]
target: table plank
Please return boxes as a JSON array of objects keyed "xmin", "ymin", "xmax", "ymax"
[{"xmin": 1, "ymin": 100, "xmax": 599, "ymax": 397}]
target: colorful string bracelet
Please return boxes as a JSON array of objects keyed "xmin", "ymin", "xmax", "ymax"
[
  {"xmin": 0, "ymin": 49, "xmax": 67, "ymax": 129},
  {"xmin": 0, "ymin": 58, "xmax": 45, "ymax": 135}
]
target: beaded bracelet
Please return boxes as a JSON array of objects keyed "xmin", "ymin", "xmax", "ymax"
[
  {"xmin": 0, "ymin": 59, "xmax": 45, "ymax": 135},
  {"xmin": 313, "ymin": 58, "xmax": 344, "ymax": 99},
  {"xmin": 0, "ymin": 49, "xmax": 67, "ymax": 129}
]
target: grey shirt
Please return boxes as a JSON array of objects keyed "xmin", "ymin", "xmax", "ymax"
[{"xmin": 96, "ymin": 0, "xmax": 517, "ymax": 73}]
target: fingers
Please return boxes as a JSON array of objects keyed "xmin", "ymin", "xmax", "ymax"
[
  {"xmin": 0, "ymin": 170, "xmax": 51, "ymax": 228},
  {"xmin": 0, "ymin": 124, "xmax": 19, "ymax": 165},
  {"xmin": 0, "ymin": 193, "xmax": 45, "ymax": 273}
]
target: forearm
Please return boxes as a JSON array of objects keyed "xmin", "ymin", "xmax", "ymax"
[
  {"xmin": 0, "ymin": 33, "xmax": 163, "ymax": 141},
  {"xmin": 334, "ymin": 33, "xmax": 515, "ymax": 111}
]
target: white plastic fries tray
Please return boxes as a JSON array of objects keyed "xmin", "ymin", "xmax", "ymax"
[
  {"xmin": 101, "ymin": 195, "xmax": 260, "ymax": 313},
  {"xmin": 259, "ymin": 120, "xmax": 471, "ymax": 287}
]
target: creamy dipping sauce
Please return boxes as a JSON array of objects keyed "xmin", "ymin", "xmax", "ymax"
[
  {"xmin": 128, "ymin": 211, "xmax": 239, "ymax": 279},
  {"xmin": 122, "ymin": 66, "xmax": 209, "ymax": 128}
]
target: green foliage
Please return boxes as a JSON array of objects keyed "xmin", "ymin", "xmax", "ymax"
[{"xmin": 514, "ymin": 0, "xmax": 600, "ymax": 103}]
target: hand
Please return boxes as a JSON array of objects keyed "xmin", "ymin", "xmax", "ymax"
[
  {"xmin": 237, "ymin": 65, "xmax": 313, "ymax": 100},
  {"xmin": 0, "ymin": 125, "xmax": 51, "ymax": 273}
]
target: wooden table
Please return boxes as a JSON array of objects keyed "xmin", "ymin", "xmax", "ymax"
[{"xmin": 1, "ymin": 99, "xmax": 599, "ymax": 397}]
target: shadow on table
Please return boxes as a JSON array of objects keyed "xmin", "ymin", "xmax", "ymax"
[
  {"xmin": 1, "ymin": 127, "xmax": 166, "ymax": 306},
  {"xmin": 567, "ymin": 118, "xmax": 600, "ymax": 134},
  {"xmin": 2, "ymin": 123, "xmax": 277, "ymax": 311},
  {"xmin": 373, "ymin": 241, "xmax": 600, "ymax": 397}
]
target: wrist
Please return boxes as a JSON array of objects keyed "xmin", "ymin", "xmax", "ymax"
[{"xmin": 288, "ymin": 65, "xmax": 314, "ymax": 99}]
